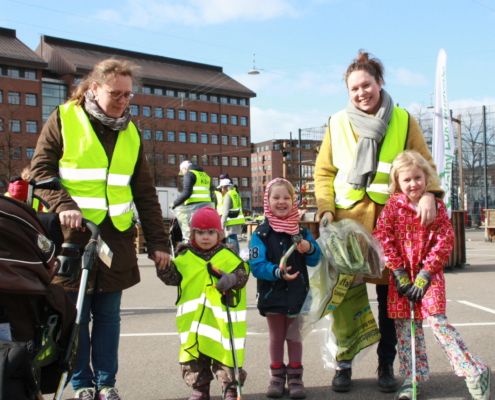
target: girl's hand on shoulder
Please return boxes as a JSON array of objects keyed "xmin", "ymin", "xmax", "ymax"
[
  {"xmin": 296, "ymin": 239, "xmax": 311, "ymax": 254},
  {"xmin": 281, "ymin": 265, "xmax": 300, "ymax": 281}
]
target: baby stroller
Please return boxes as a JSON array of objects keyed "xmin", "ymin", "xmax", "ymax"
[{"xmin": 0, "ymin": 181, "xmax": 99, "ymax": 399}]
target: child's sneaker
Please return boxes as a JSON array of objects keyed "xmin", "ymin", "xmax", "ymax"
[
  {"xmin": 75, "ymin": 387, "xmax": 96, "ymax": 400},
  {"xmin": 98, "ymin": 387, "xmax": 121, "ymax": 400},
  {"xmin": 395, "ymin": 379, "xmax": 419, "ymax": 400},
  {"xmin": 466, "ymin": 367, "xmax": 491, "ymax": 400}
]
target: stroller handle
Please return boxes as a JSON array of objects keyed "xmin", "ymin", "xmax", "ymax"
[{"xmin": 82, "ymin": 219, "xmax": 99, "ymax": 241}]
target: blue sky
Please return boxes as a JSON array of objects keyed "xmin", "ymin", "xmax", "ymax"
[{"xmin": 2, "ymin": 0, "xmax": 495, "ymax": 142}]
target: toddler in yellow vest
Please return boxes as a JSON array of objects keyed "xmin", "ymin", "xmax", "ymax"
[{"xmin": 156, "ymin": 207, "xmax": 249, "ymax": 400}]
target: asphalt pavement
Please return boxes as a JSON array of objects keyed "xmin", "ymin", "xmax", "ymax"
[{"xmin": 54, "ymin": 228, "xmax": 495, "ymax": 400}]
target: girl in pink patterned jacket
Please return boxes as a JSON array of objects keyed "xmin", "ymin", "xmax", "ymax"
[{"xmin": 373, "ymin": 150, "xmax": 490, "ymax": 400}]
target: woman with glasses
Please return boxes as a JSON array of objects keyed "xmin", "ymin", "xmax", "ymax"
[{"xmin": 30, "ymin": 58, "xmax": 171, "ymax": 400}]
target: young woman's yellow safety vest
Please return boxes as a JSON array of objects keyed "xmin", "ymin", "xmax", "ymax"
[
  {"xmin": 174, "ymin": 248, "xmax": 248, "ymax": 367},
  {"xmin": 330, "ymin": 107, "xmax": 408, "ymax": 208},
  {"xmin": 58, "ymin": 101, "xmax": 140, "ymax": 231},
  {"xmin": 184, "ymin": 170, "xmax": 212, "ymax": 205},
  {"xmin": 225, "ymin": 189, "xmax": 245, "ymax": 226}
]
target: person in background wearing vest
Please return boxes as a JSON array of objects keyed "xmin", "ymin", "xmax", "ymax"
[
  {"xmin": 218, "ymin": 180, "xmax": 245, "ymax": 254},
  {"xmin": 156, "ymin": 207, "xmax": 249, "ymax": 400},
  {"xmin": 30, "ymin": 58, "xmax": 170, "ymax": 400},
  {"xmin": 249, "ymin": 178, "xmax": 321, "ymax": 399},
  {"xmin": 314, "ymin": 50, "xmax": 442, "ymax": 394},
  {"xmin": 172, "ymin": 160, "xmax": 214, "ymax": 242}
]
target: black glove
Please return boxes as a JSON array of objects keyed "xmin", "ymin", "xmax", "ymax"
[
  {"xmin": 407, "ymin": 269, "xmax": 431, "ymax": 302},
  {"xmin": 215, "ymin": 272, "xmax": 237, "ymax": 292},
  {"xmin": 392, "ymin": 268, "xmax": 412, "ymax": 297}
]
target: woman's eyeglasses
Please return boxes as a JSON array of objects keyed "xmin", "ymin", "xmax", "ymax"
[{"xmin": 105, "ymin": 89, "xmax": 134, "ymax": 101}]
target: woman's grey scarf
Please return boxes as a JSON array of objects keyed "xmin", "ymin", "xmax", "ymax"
[
  {"xmin": 84, "ymin": 91, "xmax": 131, "ymax": 131},
  {"xmin": 345, "ymin": 89, "xmax": 394, "ymax": 189}
]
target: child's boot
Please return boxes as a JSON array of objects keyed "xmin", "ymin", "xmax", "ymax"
[
  {"xmin": 287, "ymin": 365, "xmax": 306, "ymax": 399},
  {"xmin": 222, "ymin": 384, "xmax": 238, "ymax": 400},
  {"xmin": 188, "ymin": 383, "xmax": 210, "ymax": 400},
  {"xmin": 465, "ymin": 366, "xmax": 491, "ymax": 400},
  {"xmin": 266, "ymin": 364, "xmax": 286, "ymax": 398}
]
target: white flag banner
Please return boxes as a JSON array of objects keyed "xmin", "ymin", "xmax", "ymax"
[{"xmin": 432, "ymin": 48, "xmax": 455, "ymax": 216}]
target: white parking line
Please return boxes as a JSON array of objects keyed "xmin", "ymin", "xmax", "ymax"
[{"xmin": 457, "ymin": 300, "xmax": 495, "ymax": 315}]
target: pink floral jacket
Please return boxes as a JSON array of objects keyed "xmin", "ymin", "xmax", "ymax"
[{"xmin": 373, "ymin": 193, "xmax": 454, "ymax": 319}]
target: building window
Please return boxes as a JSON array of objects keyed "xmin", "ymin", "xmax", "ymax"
[
  {"xmin": 8, "ymin": 91, "xmax": 20, "ymax": 105},
  {"xmin": 10, "ymin": 147, "xmax": 21, "ymax": 160},
  {"xmin": 210, "ymin": 113, "xmax": 218, "ymax": 124},
  {"xmin": 166, "ymin": 89, "xmax": 175, "ymax": 97},
  {"xmin": 221, "ymin": 135, "xmax": 228, "ymax": 145},
  {"xmin": 142, "ymin": 106, "xmax": 151, "ymax": 117},
  {"xmin": 10, "ymin": 120, "xmax": 21, "ymax": 133},
  {"xmin": 200, "ymin": 133, "xmax": 208, "ymax": 144},
  {"xmin": 179, "ymin": 154, "xmax": 187, "ymax": 163},
  {"xmin": 220, "ymin": 96, "xmax": 228, "ymax": 104},
  {"xmin": 130, "ymin": 105, "xmax": 139, "ymax": 116},
  {"xmin": 177, "ymin": 91, "xmax": 186, "ymax": 100},
  {"xmin": 0, "ymin": 90, "xmax": 2, "ymax": 103},
  {"xmin": 200, "ymin": 112, "xmax": 208, "ymax": 122},
  {"xmin": 231, "ymin": 136, "xmax": 238, "ymax": 146},
  {"xmin": 142, "ymin": 86, "xmax": 152, "ymax": 95},
  {"xmin": 154, "ymin": 87, "xmax": 163, "ymax": 96},
  {"xmin": 7, "ymin": 68, "xmax": 20, "ymax": 78},
  {"xmin": 199, "ymin": 94, "xmax": 208, "ymax": 101},
  {"xmin": 191, "ymin": 155, "xmax": 198, "ymax": 164},
  {"xmin": 189, "ymin": 132, "xmax": 198, "ymax": 143},
  {"xmin": 26, "ymin": 120, "xmax": 38, "ymax": 134},
  {"xmin": 155, "ymin": 130, "xmax": 164, "ymax": 141},
  {"xmin": 24, "ymin": 70, "xmax": 36, "ymax": 80},
  {"xmin": 143, "ymin": 129, "xmax": 152, "ymax": 140},
  {"xmin": 189, "ymin": 111, "xmax": 197, "ymax": 121},
  {"xmin": 168, "ymin": 154, "xmax": 176, "ymax": 165},
  {"xmin": 0, "ymin": 118, "xmax": 4, "ymax": 131},
  {"xmin": 239, "ymin": 98, "xmax": 247, "ymax": 106},
  {"xmin": 229, "ymin": 97, "xmax": 237, "ymax": 105},
  {"xmin": 179, "ymin": 131, "xmax": 187, "ymax": 143},
  {"xmin": 240, "ymin": 137, "xmax": 247, "ymax": 146},
  {"xmin": 178, "ymin": 109, "xmax": 186, "ymax": 121},
  {"xmin": 232, "ymin": 177, "xmax": 239, "ymax": 186},
  {"xmin": 222, "ymin": 156, "xmax": 229, "ymax": 166},
  {"xmin": 154, "ymin": 107, "xmax": 163, "ymax": 118},
  {"xmin": 23, "ymin": 93, "xmax": 37, "ymax": 106},
  {"xmin": 230, "ymin": 115, "xmax": 238, "ymax": 125},
  {"xmin": 221, "ymin": 114, "xmax": 228, "ymax": 125},
  {"xmin": 26, "ymin": 147, "xmax": 35, "ymax": 159},
  {"xmin": 189, "ymin": 92, "xmax": 197, "ymax": 100},
  {"xmin": 167, "ymin": 108, "xmax": 175, "ymax": 119},
  {"xmin": 212, "ymin": 156, "xmax": 219, "ymax": 166},
  {"xmin": 211, "ymin": 134, "xmax": 218, "ymax": 145},
  {"xmin": 42, "ymin": 82, "xmax": 67, "ymax": 122},
  {"xmin": 210, "ymin": 95, "xmax": 218, "ymax": 103},
  {"xmin": 240, "ymin": 116, "xmax": 248, "ymax": 126},
  {"xmin": 231, "ymin": 156, "xmax": 239, "ymax": 166},
  {"xmin": 241, "ymin": 177, "xmax": 249, "ymax": 187},
  {"xmin": 167, "ymin": 131, "xmax": 175, "ymax": 142},
  {"xmin": 241, "ymin": 157, "xmax": 248, "ymax": 167},
  {"xmin": 201, "ymin": 155, "xmax": 209, "ymax": 166}
]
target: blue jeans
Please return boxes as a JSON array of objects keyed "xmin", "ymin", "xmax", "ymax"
[
  {"xmin": 226, "ymin": 233, "xmax": 240, "ymax": 254},
  {"xmin": 69, "ymin": 290, "xmax": 122, "ymax": 390}
]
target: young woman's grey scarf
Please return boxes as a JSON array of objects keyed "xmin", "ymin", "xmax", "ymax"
[
  {"xmin": 83, "ymin": 91, "xmax": 131, "ymax": 131},
  {"xmin": 345, "ymin": 89, "xmax": 394, "ymax": 189}
]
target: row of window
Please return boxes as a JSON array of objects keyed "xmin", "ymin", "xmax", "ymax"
[
  {"xmin": 0, "ymin": 146, "xmax": 35, "ymax": 160},
  {"xmin": 141, "ymin": 129, "xmax": 249, "ymax": 146},
  {"xmin": 0, "ymin": 65, "xmax": 37, "ymax": 80},
  {"xmin": 130, "ymin": 105, "xmax": 248, "ymax": 126},
  {"xmin": 0, "ymin": 90, "xmax": 38, "ymax": 106},
  {"xmin": 146, "ymin": 152, "xmax": 249, "ymax": 168},
  {"xmin": 140, "ymin": 85, "xmax": 249, "ymax": 107},
  {"xmin": 0, "ymin": 119, "xmax": 38, "ymax": 134}
]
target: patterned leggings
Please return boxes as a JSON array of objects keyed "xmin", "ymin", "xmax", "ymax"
[{"xmin": 395, "ymin": 314, "xmax": 487, "ymax": 381}]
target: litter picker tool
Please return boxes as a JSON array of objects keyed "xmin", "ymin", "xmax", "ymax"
[
  {"xmin": 279, "ymin": 234, "xmax": 303, "ymax": 274},
  {"xmin": 410, "ymin": 300, "xmax": 417, "ymax": 400}
]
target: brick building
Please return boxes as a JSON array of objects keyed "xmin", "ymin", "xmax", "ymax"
[{"xmin": 0, "ymin": 28, "xmax": 256, "ymax": 208}]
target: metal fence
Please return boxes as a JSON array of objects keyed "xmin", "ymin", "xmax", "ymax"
[{"xmin": 298, "ymin": 104, "xmax": 495, "ymax": 227}]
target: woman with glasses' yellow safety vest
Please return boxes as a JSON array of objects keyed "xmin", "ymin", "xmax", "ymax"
[
  {"xmin": 314, "ymin": 50, "xmax": 443, "ymax": 395},
  {"xmin": 30, "ymin": 58, "xmax": 170, "ymax": 400}
]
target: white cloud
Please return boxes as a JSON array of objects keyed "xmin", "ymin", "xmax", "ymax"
[
  {"xmin": 250, "ymin": 106, "xmax": 328, "ymax": 143},
  {"xmin": 96, "ymin": 0, "xmax": 298, "ymax": 27},
  {"xmin": 391, "ymin": 67, "xmax": 428, "ymax": 87}
]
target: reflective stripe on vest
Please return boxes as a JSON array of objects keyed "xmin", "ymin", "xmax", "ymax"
[
  {"xmin": 225, "ymin": 189, "xmax": 245, "ymax": 226},
  {"xmin": 58, "ymin": 102, "xmax": 140, "ymax": 231},
  {"xmin": 330, "ymin": 107, "xmax": 409, "ymax": 208},
  {"xmin": 215, "ymin": 191, "xmax": 223, "ymax": 215},
  {"xmin": 174, "ymin": 248, "xmax": 248, "ymax": 367},
  {"xmin": 184, "ymin": 170, "xmax": 212, "ymax": 205}
]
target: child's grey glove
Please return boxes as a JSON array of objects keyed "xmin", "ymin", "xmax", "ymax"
[
  {"xmin": 407, "ymin": 269, "xmax": 431, "ymax": 302},
  {"xmin": 215, "ymin": 272, "xmax": 237, "ymax": 292},
  {"xmin": 392, "ymin": 268, "xmax": 412, "ymax": 297}
]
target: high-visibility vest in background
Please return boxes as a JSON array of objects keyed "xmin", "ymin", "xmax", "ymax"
[
  {"xmin": 174, "ymin": 247, "xmax": 248, "ymax": 367},
  {"xmin": 225, "ymin": 189, "xmax": 245, "ymax": 226},
  {"xmin": 215, "ymin": 190, "xmax": 223, "ymax": 215},
  {"xmin": 330, "ymin": 107, "xmax": 409, "ymax": 208},
  {"xmin": 184, "ymin": 170, "xmax": 212, "ymax": 205},
  {"xmin": 58, "ymin": 101, "xmax": 140, "ymax": 231}
]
